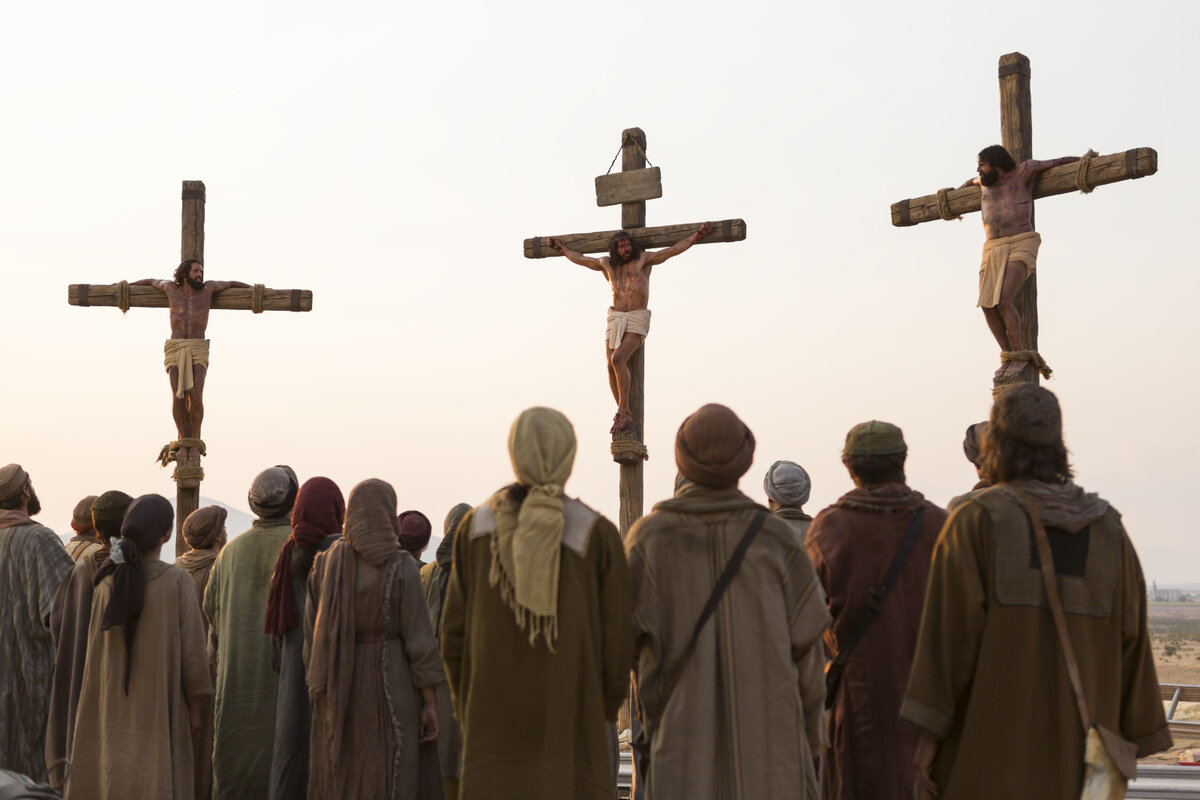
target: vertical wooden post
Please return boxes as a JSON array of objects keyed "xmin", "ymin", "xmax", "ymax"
[
  {"xmin": 617, "ymin": 129, "xmax": 647, "ymax": 538},
  {"xmin": 998, "ymin": 53, "xmax": 1039, "ymax": 386},
  {"xmin": 175, "ymin": 180, "xmax": 205, "ymax": 554}
]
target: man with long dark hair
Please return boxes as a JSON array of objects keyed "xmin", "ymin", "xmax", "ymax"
[
  {"xmin": 548, "ymin": 224, "xmax": 712, "ymax": 434},
  {"xmin": 132, "ymin": 261, "xmax": 249, "ymax": 461},
  {"xmin": 960, "ymin": 145, "xmax": 1080, "ymax": 379},
  {"xmin": 902, "ymin": 385, "xmax": 1170, "ymax": 798}
]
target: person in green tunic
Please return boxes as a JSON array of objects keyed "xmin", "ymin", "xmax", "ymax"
[
  {"xmin": 441, "ymin": 407, "xmax": 632, "ymax": 800},
  {"xmin": 901, "ymin": 385, "xmax": 1171, "ymax": 799},
  {"xmin": 202, "ymin": 465, "xmax": 298, "ymax": 800}
]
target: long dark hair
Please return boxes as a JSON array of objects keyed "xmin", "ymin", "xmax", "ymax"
[
  {"xmin": 608, "ymin": 231, "xmax": 641, "ymax": 268},
  {"xmin": 94, "ymin": 494, "xmax": 173, "ymax": 694},
  {"xmin": 979, "ymin": 423, "xmax": 1073, "ymax": 485},
  {"xmin": 174, "ymin": 259, "xmax": 202, "ymax": 286}
]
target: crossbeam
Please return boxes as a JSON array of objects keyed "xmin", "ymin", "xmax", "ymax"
[
  {"xmin": 891, "ymin": 148, "xmax": 1157, "ymax": 227},
  {"xmin": 524, "ymin": 219, "xmax": 745, "ymax": 259},
  {"xmin": 68, "ymin": 284, "xmax": 313, "ymax": 312}
]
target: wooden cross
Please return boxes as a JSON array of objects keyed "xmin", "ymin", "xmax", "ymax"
[
  {"xmin": 67, "ymin": 181, "xmax": 313, "ymax": 553},
  {"xmin": 524, "ymin": 128, "xmax": 746, "ymax": 535},
  {"xmin": 890, "ymin": 52, "xmax": 1157, "ymax": 388}
]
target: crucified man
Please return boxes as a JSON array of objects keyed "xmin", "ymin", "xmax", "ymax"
[
  {"xmin": 550, "ymin": 222, "xmax": 712, "ymax": 434},
  {"xmin": 133, "ymin": 260, "xmax": 249, "ymax": 460},
  {"xmin": 962, "ymin": 144, "xmax": 1080, "ymax": 379}
]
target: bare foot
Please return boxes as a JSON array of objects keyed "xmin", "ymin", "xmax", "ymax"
[
  {"xmin": 1004, "ymin": 360, "xmax": 1027, "ymax": 379},
  {"xmin": 610, "ymin": 412, "xmax": 633, "ymax": 435},
  {"xmin": 994, "ymin": 362, "xmax": 1008, "ymax": 379}
]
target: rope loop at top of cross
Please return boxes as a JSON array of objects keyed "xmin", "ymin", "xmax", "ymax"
[{"xmin": 605, "ymin": 132, "xmax": 654, "ymax": 175}]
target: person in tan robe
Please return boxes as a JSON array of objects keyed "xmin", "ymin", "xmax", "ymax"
[
  {"xmin": 175, "ymin": 505, "xmax": 228, "ymax": 800},
  {"xmin": 805, "ymin": 421, "xmax": 947, "ymax": 800},
  {"xmin": 64, "ymin": 496, "xmax": 101, "ymax": 562},
  {"xmin": 902, "ymin": 385, "xmax": 1171, "ymax": 799},
  {"xmin": 306, "ymin": 479, "xmax": 445, "ymax": 800},
  {"xmin": 65, "ymin": 494, "xmax": 212, "ymax": 800},
  {"xmin": 420, "ymin": 502, "xmax": 471, "ymax": 800},
  {"xmin": 0, "ymin": 464, "xmax": 74, "ymax": 783},
  {"xmin": 46, "ymin": 490, "xmax": 134, "ymax": 789},
  {"xmin": 628, "ymin": 404, "xmax": 829, "ymax": 800},
  {"xmin": 441, "ymin": 407, "xmax": 632, "ymax": 800}
]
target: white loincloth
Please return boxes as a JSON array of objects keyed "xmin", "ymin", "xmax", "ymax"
[
  {"xmin": 606, "ymin": 308, "xmax": 651, "ymax": 350},
  {"xmin": 163, "ymin": 339, "xmax": 210, "ymax": 398}
]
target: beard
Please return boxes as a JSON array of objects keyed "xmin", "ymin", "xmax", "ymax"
[
  {"xmin": 26, "ymin": 486, "xmax": 41, "ymax": 516},
  {"xmin": 186, "ymin": 276, "xmax": 205, "ymax": 291},
  {"xmin": 979, "ymin": 170, "xmax": 1000, "ymax": 187}
]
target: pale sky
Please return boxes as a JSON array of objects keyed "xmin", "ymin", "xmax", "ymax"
[{"xmin": 3, "ymin": 1, "xmax": 1196, "ymax": 582}]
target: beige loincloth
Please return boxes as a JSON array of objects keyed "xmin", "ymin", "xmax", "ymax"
[
  {"xmin": 606, "ymin": 308, "xmax": 651, "ymax": 350},
  {"xmin": 978, "ymin": 231, "xmax": 1041, "ymax": 308},
  {"xmin": 164, "ymin": 339, "xmax": 210, "ymax": 398}
]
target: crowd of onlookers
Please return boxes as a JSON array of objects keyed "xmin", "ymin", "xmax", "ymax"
[{"xmin": 0, "ymin": 383, "xmax": 1172, "ymax": 800}]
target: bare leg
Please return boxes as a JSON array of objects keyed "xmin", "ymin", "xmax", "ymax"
[
  {"xmin": 168, "ymin": 367, "xmax": 189, "ymax": 441},
  {"xmin": 997, "ymin": 259, "xmax": 1030, "ymax": 377},
  {"xmin": 605, "ymin": 345, "xmax": 619, "ymax": 405},
  {"xmin": 609, "ymin": 333, "xmax": 644, "ymax": 434},
  {"xmin": 981, "ymin": 307, "xmax": 1010, "ymax": 376},
  {"xmin": 185, "ymin": 365, "xmax": 207, "ymax": 459}
]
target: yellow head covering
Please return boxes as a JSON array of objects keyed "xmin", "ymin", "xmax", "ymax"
[{"xmin": 488, "ymin": 407, "xmax": 576, "ymax": 650}]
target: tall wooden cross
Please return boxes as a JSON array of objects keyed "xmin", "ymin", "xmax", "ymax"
[
  {"xmin": 524, "ymin": 128, "xmax": 746, "ymax": 535},
  {"xmin": 890, "ymin": 52, "xmax": 1157, "ymax": 389},
  {"xmin": 67, "ymin": 181, "xmax": 313, "ymax": 554}
]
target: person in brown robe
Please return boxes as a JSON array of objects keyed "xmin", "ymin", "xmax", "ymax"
[
  {"xmin": 66, "ymin": 494, "xmax": 212, "ymax": 800},
  {"xmin": 174, "ymin": 505, "xmax": 227, "ymax": 800},
  {"xmin": 441, "ymin": 407, "xmax": 632, "ymax": 800},
  {"xmin": 420, "ymin": 503, "xmax": 471, "ymax": 800},
  {"xmin": 628, "ymin": 404, "xmax": 829, "ymax": 800},
  {"xmin": 902, "ymin": 385, "xmax": 1171, "ymax": 799},
  {"xmin": 306, "ymin": 479, "xmax": 445, "ymax": 800},
  {"xmin": 266, "ymin": 477, "xmax": 343, "ymax": 800},
  {"xmin": 65, "ymin": 496, "xmax": 101, "ymax": 562},
  {"xmin": 805, "ymin": 421, "xmax": 948, "ymax": 800},
  {"xmin": 46, "ymin": 490, "xmax": 134, "ymax": 789}
]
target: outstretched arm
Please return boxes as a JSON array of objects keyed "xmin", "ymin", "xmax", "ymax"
[
  {"xmin": 959, "ymin": 177, "xmax": 980, "ymax": 189},
  {"xmin": 548, "ymin": 238, "xmax": 605, "ymax": 271},
  {"xmin": 644, "ymin": 221, "xmax": 713, "ymax": 266},
  {"xmin": 132, "ymin": 279, "xmax": 172, "ymax": 290},
  {"xmin": 1026, "ymin": 156, "xmax": 1080, "ymax": 177},
  {"xmin": 208, "ymin": 280, "xmax": 251, "ymax": 292}
]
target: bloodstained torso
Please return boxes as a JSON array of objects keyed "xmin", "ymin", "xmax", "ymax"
[
  {"xmin": 980, "ymin": 162, "xmax": 1038, "ymax": 240},
  {"xmin": 164, "ymin": 283, "xmax": 217, "ymax": 339},
  {"xmin": 603, "ymin": 256, "xmax": 652, "ymax": 312}
]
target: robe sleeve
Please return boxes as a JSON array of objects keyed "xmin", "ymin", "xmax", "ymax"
[
  {"xmin": 804, "ymin": 514, "xmax": 838, "ymax": 659},
  {"xmin": 34, "ymin": 529, "xmax": 73, "ymax": 631},
  {"xmin": 303, "ymin": 550, "xmax": 327, "ymax": 670},
  {"xmin": 899, "ymin": 502, "xmax": 990, "ymax": 740},
  {"xmin": 784, "ymin": 543, "xmax": 832, "ymax": 752},
  {"xmin": 201, "ymin": 553, "xmax": 221, "ymax": 656},
  {"xmin": 178, "ymin": 570, "xmax": 214, "ymax": 700},
  {"xmin": 396, "ymin": 555, "xmax": 445, "ymax": 689},
  {"xmin": 440, "ymin": 509, "xmax": 474, "ymax": 710},
  {"xmin": 593, "ymin": 517, "xmax": 633, "ymax": 722},
  {"xmin": 1116, "ymin": 529, "xmax": 1172, "ymax": 756}
]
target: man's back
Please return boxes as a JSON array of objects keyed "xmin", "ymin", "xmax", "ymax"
[
  {"xmin": 805, "ymin": 484, "xmax": 946, "ymax": 800},
  {"xmin": 628, "ymin": 486, "xmax": 828, "ymax": 800}
]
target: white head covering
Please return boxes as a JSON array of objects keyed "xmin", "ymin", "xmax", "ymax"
[{"xmin": 763, "ymin": 460, "xmax": 812, "ymax": 507}]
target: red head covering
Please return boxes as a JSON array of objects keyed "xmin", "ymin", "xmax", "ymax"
[{"xmin": 265, "ymin": 477, "xmax": 345, "ymax": 636}]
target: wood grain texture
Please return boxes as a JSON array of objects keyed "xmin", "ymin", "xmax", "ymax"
[
  {"xmin": 595, "ymin": 167, "xmax": 662, "ymax": 207},
  {"xmin": 524, "ymin": 219, "xmax": 746, "ymax": 258},
  {"xmin": 889, "ymin": 148, "xmax": 1157, "ymax": 227},
  {"xmin": 68, "ymin": 284, "xmax": 313, "ymax": 311}
]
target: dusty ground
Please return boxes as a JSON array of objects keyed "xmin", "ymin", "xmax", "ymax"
[{"xmin": 1143, "ymin": 603, "xmax": 1200, "ymax": 764}]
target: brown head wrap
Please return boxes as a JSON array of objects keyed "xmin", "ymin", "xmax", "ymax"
[
  {"xmin": 343, "ymin": 479, "xmax": 401, "ymax": 566},
  {"xmin": 248, "ymin": 465, "xmax": 300, "ymax": 522},
  {"xmin": 0, "ymin": 464, "xmax": 29, "ymax": 502},
  {"xmin": 90, "ymin": 490, "xmax": 135, "ymax": 542},
  {"xmin": 843, "ymin": 420, "xmax": 906, "ymax": 456},
  {"xmin": 265, "ymin": 477, "xmax": 345, "ymax": 636},
  {"xmin": 992, "ymin": 384, "xmax": 1062, "ymax": 446},
  {"xmin": 674, "ymin": 404, "xmax": 756, "ymax": 490},
  {"xmin": 71, "ymin": 495, "xmax": 99, "ymax": 532},
  {"xmin": 183, "ymin": 505, "xmax": 228, "ymax": 550}
]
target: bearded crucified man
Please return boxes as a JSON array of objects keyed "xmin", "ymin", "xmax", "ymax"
[
  {"xmin": 133, "ymin": 260, "xmax": 249, "ymax": 460},
  {"xmin": 963, "ymin": 145, "xmax": 1080, "ymax": 379},
  {"xmin": 550, "ymin": 222, "xmax": 712, "ymax": 434}
]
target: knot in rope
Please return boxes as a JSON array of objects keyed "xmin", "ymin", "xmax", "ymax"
[
  {"xmin": 117, "ymin": 280, "xmax": 131, "ymax": 314},
  {"xmin": 936, "ymin": 188, "xmax": 955, "ymax": 221},
  {"xmin": 251, "ymin": 283, "xmax": 265, "ymax": 314},
  {"xmin": 1076, "ymin": 149, "xmax": 1099, "ymax": 194},
  {"xmin": 611, "ymin": 439, "xmax": 649, "ymax": 465}
]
